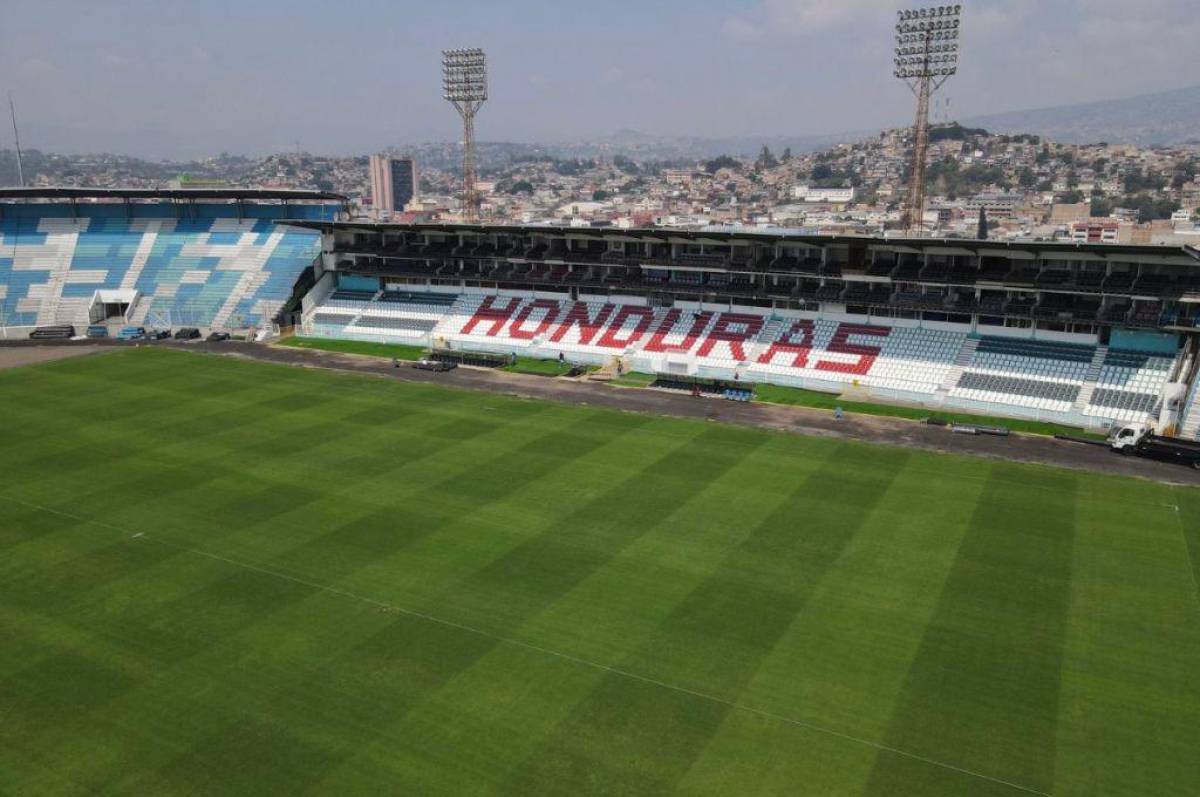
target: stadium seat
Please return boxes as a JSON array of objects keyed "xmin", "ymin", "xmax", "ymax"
[
  {"xmin": 0, "ymin": 206, "xmax": 331, "ymax": 330},
  {"xmin": 950, "ymin": 337, "xmax": 1095, "ymax": 414},
  {"xmin": 1082, "ymin": 349, "xmax": 1175, "ymax": 424}
]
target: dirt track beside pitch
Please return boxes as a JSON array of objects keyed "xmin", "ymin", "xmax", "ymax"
[
  {"xmin": 0, "ymin": 343, "xmax": 105, "ymax": 370},
  {"xmin": 3, "ymin": 338, "xmax": 1198, "ymax": 486}
]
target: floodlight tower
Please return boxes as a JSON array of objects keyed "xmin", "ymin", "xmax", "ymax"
[
  {"xmin": 442, "ymin": 48, "xmax": 488, "ymax": 223},
  {"xmin": 894, "ymin": 5, "xmax": 962, "ymax": 234}
]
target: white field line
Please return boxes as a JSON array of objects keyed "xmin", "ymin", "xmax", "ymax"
[
  {"xmin": 1173, "ymin": 489, "xmax": 1200, "ymax": 619},
  {"xmin": 1, "ymin": 492, "xmax": 1051, "ymax": 797}
]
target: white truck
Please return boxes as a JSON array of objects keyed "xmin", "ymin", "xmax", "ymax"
[{"xmin": 1108, "ymin": 422, "xmax": 1200, "ymax": 470}]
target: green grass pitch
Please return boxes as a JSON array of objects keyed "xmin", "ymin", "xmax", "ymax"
[{"xmin": 1, "ymin": 347, "xmax": 1198, "ymax": 796}]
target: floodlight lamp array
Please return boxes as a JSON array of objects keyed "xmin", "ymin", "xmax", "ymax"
[
  {"xmin": 442, "ymin": 48, "xmax": 488, "ymax": 103},
  {"xmin": 893, "ymin": 5, "xmax": 961, "ymax": 79}
]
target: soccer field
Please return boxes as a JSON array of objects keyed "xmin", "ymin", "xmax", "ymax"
[{"xmin": 2, "ymin": 347, "xmax": 1198, "ymax": 796}]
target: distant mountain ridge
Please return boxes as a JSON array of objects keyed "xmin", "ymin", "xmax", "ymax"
[{"xmin": 963, "ymin": 85, "xmax": 1200, "ymax": 147}]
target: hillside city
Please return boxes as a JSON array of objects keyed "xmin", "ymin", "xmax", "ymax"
[{"xmin": 4, "ymin": 123, "xmax": 1200, "ymax": 244}]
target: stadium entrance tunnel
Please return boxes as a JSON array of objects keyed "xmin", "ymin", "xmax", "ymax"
[{"xmin": 89, "ymin": 289, "xmax": 139, "ymax": 323}]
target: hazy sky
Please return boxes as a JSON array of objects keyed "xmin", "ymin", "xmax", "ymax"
[{"xmin": 2, "ymin": 0, "xmax": 1197, "ymax": 159}]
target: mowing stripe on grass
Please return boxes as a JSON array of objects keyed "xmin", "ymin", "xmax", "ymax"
[
  {"xmin": 1178, "ymin": 488, "xmax": 1200, "ymax": 619},
  {"xmin": 0, "ymin": 492, "xmax": 1052, "ymax": 796},
  {"xmin": 866, "ymin": 463, "xmax": 1077, "ymax": 795},
  {"xmin": 431, "ymin": 425, "xmax": 767, "ymax": 635},
  {"xmin": 507, "ymin": 444, "xmax": 913, "ymax": 793},
  {"xmin": 268, "ymin": 411, "xmax": 652, "ymax": 585},
  {"xmin": 1049, "ymin": 484, "xmax": 1200, "ymax": 794},
  {"xmin": 675, "ymin": 452, "xmax": 992, "ymax": 793}
]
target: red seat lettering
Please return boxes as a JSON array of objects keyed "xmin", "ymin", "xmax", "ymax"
[
  {"xmin": 816, "ymin": 324, "xmax": 889, "ymax": 375},
  {"xmin": 549, "ymin": 302, "xmax": 615, "ymax": 344},
  {"xmin": 644, "ymin": 310, "xmax": 713, "ymax": 354},
  {"xmin": 460, "ymin": 296, "xmax": 523, "ymax": 336},
  {"xmin": 596, "ymin": 306, "xmax": 656, "ymax": 349},
  {"xmin": 757, "ymin": 320, "xmax": 816, "ymax": 368},
  {"xmin": 509, "ymin": 299, "xmax": 562, "ymax": 340},
  {"xmin": 696, "ymin": 313, "xmax": 765, "ymax": 361}
]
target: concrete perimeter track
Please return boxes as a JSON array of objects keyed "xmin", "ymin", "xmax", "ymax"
[{"xmin": 4, "ymin": 338, "xmax": 1199, "ymax": 487}]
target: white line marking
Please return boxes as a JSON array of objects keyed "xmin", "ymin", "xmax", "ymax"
[
  {"xmin": 1, "ymin": 492, "xmax": 1050, "ymax": 796},
  {"xmin": 1173, "ymin": 488, "xmax": 1200, "ymax": 619}
]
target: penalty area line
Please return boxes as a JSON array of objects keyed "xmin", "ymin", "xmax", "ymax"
[{"xmin": 0, "ymin": 491, "xmax": 1051, "ymax": 797}]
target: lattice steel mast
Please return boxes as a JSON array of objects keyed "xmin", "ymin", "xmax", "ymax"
[
  {"xmin": 895, "ymin": 5, "xmax": 962, "ymax": 234},
  {"xmin": 442, "ymin": 48, "xmax": 487, "ymax": 223}
]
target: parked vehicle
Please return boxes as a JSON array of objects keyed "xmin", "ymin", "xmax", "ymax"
[
  {"xmin": 173, "ymin": 327, "xmax": 201, "ymax": 340},
  {"xmin": 116, "ymin": 326, "xmax": 146, "ymax": 341},
  {"xmin": 413, "ymin": 358, "xmax": 456, "ymax": 372},
  {"xmin": 85, "ymin": 325, "xmax": 108, "ymax": 339},
  {"xmin": 1109, "ymin": 422, "xmax": 1200, "ymax": 470},
  {"xmin": 148, "ymin": 329, "xmax": 172, "ymax": 340},
  {"xmin": 206, "ymin": 331, "xmax": 231, "ymax": 342}
]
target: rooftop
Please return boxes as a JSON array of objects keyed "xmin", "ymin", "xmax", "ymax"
[{"xmin": 0, "ymin": 186, "xmax": 347, "ymax": 202}]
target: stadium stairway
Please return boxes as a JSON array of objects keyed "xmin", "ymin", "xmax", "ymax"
[
  {"xmin": 1180, "ymin": 378, "xmax": 1200, "ymax": 441},
  {"xmin": 126, "ymin": 295, "xmax": 151, "ymax": 326},
  {"xmin": 212, "ymin": 269, "xmax": 270, "ymax": 330},
  {"xmin": 934, "ymin": 336, "xmax": 979, "ymax": 397},
  {"xmin": 746, "ymin": 318, "xmax": 787, "ymax": 363},
  {"xmin": 1071, "ymin": 346, "xmax": 1109, "ymax": 413},
  {"xmin": 120, "ymin": 222, "xmax": 160, "ymax": 293},
  {"xmin": 35, "ymin": 224, "xmax": 79, "ymax": 327}
]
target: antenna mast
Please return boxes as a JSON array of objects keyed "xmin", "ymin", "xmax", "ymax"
[{"xmin": 9, "ymin": 94, "xmax": 25, "ymax": 187}]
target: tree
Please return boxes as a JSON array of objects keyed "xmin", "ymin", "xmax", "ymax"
[
  {"xmin": 1018, "ymin": 168, "xmax": 1037, "ymax": 188},
  {"xmin": 1060, "ymin": 190, "xmax": 1085, "ymax": 204},
  {"xmin": 977, "ymin": 207, "xmax": 989, "ymax": 240},
  {"xmin": 1121, "ymin": 194, "xmax": 1179, "ymax": 222},
  {"xmin": 705, "ymin": 155, "xmax": 740, "ymax": 174},
  {"xmin": 1090, "ymin": 197, "xmax": 1114, "ymax": 217},
  {"xmin": 1036, "ymin": 179, "xmax": 1054, "ymax": 193},
  {"xmin": 1124, "ymin": 168, "xmax": 1167, "ymax": 193},
  {"xmin": 592, "ymin": 190, "xmax": 610, "ymax": 202},
  {"xmin": 781, "ymin": 147, "xmax": 793, "ymax": 163},
  {"xmin": 755, "ymin": 145, "xmax": 778, "ymax": 171},
  {"xmin": 811, "ymin": 163, "xmax": 833, "ymax": 181},
  {"xmin": 507, "ymin": 180, "xmax": 534, "ymax": 195},
  {"xmin": 613, "ymin": 155, "xmax": 639, "ymax": 175}
]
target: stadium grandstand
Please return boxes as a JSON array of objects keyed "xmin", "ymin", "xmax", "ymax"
[
  {"xmin": 288, "ymin": 221, "xmax": 1200, "ymax": 436},
  {"xmin": 0, "ymin": 188, "xmax": 346, "ymax": 336}
]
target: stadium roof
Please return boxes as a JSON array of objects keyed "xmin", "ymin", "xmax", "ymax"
[
  {"xmin": 0, "ymin": 186, "xmax": 347, "ymax": 202},
  {"xmin": 283, "ymin": 220, "xmax": 1199, "ymax": 263}
]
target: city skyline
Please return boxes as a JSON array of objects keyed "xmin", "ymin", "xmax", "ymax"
[{"xmin": 2, "ymin": 0, "xmax": 1199, "ymax": 158}]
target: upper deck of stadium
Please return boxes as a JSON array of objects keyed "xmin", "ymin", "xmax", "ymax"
[{"xmin": 287, "ymin": 219, "xmax": 1200, "ymax": 264}]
